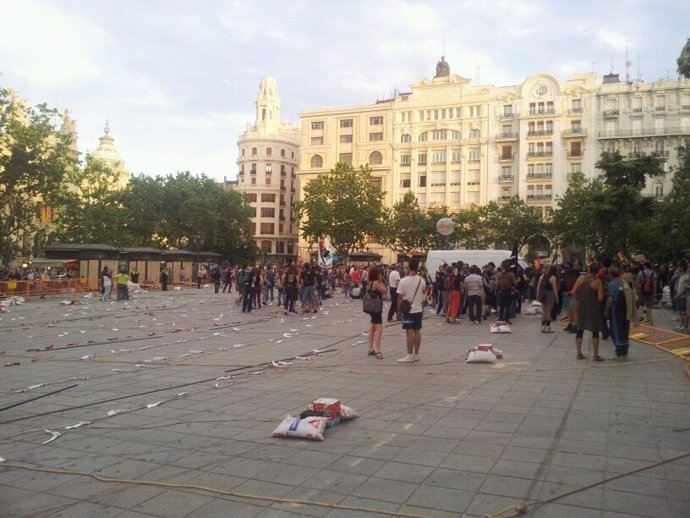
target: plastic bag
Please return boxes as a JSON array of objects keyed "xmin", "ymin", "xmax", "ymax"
[{"xmin": 271, "ymin": 415, "xmax": 328, "ymax": 441}]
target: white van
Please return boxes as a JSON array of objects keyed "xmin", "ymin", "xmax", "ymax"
[{"xmin": 425, "ymin": 250, "xmax": 529, "ymax": 274}]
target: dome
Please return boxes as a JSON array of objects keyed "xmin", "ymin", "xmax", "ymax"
[{"xmin": 92, "ymin": 122, "xmax": 129, "ymax": 187}]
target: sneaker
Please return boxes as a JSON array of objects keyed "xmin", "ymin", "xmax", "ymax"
[
  {"xmin": 397, "ymin": 354, "xmax": 415, "ymax": 363},
  {"xmin": 413, "ymin": 354, "xmax": 419, "ymax": 362},
  {"xmin": 283, "ymin": 310, "xmax": 288, "ymax": 315}
]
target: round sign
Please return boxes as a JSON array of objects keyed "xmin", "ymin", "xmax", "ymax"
[{"xmin": 436, "ymin": 217, "xmax": 455, "ymax": 236}]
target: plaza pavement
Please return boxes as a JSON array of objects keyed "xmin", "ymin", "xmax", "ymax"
[{"xmin": 0, "ymin": 287, "xmax": 688, "ymax": 518}]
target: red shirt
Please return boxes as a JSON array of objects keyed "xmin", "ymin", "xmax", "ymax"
[{"xmin": 351, "ymin": 270, "xmax": 361, "ymax": 283}]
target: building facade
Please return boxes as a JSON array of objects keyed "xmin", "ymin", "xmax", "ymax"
[
  {"xmin": 597, "ymin": 74, "xmax": 690, "ymax": 199},
  {"xmin": 297, "ymin": 56, "xmax": 690, "ymax": 264},
  {"xmin": 236, "ymin": 77, "xmax": 301, "ymax": 263}
]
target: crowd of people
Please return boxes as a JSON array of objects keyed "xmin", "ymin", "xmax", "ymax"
[{"xmin": 23, "ymin": 254, "xmax": 687, "ymax": 364}]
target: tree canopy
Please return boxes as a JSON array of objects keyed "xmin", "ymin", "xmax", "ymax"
[{"xmin": 295, "ymin": 162, "xmax": 385, "ymax": 257}]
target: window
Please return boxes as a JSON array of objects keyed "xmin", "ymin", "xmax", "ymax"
[
  {"xmin": 261, "ymin": 207, "xmax": 275, "ymax": 218},
  {"xmin": 310, "ymin": 155, "xmax": 323, "ymax": 168},
  {"xmin": 570, "ymin": 163, "xmax": 581, "ymax": 174},
  {"xmin": 400, "ymin": 154, "xmax": 411, "ymax": 166},
  {"xmin": 339, "ymin": 153, "xmax": 352, "ymax": 165},
  {"xmin": 503, "ymin": 105, "xmax": 513, "ymax": 116},
  {"xmin": 468, "ymin": 148, "xmax": 480, "ymax": 161},
  {"xmin": 369, "ymin": 132, "xmax": 383, "ymax": 141},
  {"xmin": 370, "ymin": 116, "xmax": 383, "ymax": 125},
  {"xmin": 242, "ymin": 148, "xmax": 245, "ymax": 157},
  {"xmin": 265, "ymin": 177, "xmax": 271, "ymax": 186},
  {"xmin": 654, "ymin": 183, "xmax": 664, "ymax": 198},
  {"xmin": 401, "ymin": 133, "xmax": 412, "ymax": 143},
  {"xmin": 431, "ymin": 171, "xmax": 446, "ymax": 186},
  {"xmin": 265, "ymin": 164, "xmax": 272, "ymax": 174},
  {"xmin": 251, "ymin": 177, "xmax": 256, "ymax": 185},
  {"xmin": 500, "ymin": 145, "xmax": 512, "ymax": 160},
  {"xmin": 370, "ymin": 177, "xmax": 382, "ymax": 191},
  {"xmin": 571, "ymin": 99, "xmax": 582, "ymax": 112},
  {"xmin": 249, "ymin": 206, "xmax": 256, "ymax": 217},
  {"xmin": 261, "ymin": 193, "xmax": 276, "ymax": 203},
  {"xmin": 251, "ymin": 147, "xmax": 257, "ymax": 155},
  {"xmin": 419, "ymin": 132, "xmax": 428, "ymax": 142},
  {"xmin": 450, "ymin": 170, "xmax": 461, "ymax": 185},
  {"xmin": 250, "ymin": 163, "xmax": 257, "ymax": 174},
  {"xmin": 451, "ymin": 149, "xmax": 462, "ymax": 162},
  {"xmin": 418, "ymin": 176, "xmax": 427, "ymax": 187},
  {"xmin": 432, "ymin": 129, "xmax": 446, "ymax": 140},
  {"xmin": 311, "ymin": 136, "xmax": 323, "ymax": 145},
  {"xmin": 260, "ymin": 223, "xmax": 275, "ymax": 234},
  {"xmin": 417, "ymin": 153, "xmax": 427, "ymax": 166},
  {"xmin": 261, "ymin": 240, "xmax": 272, "ymax": 252},
  {"xmin": 281, "ymin": 148, "xmax": 286, "ymax": 157},
  {"xmin": 469, "ymin": 128, "xmax": 480, "ymax": 138},
  {"xmin": 369, "ymin": 151, "xmax": 383, "ymax": 165},
  {"xmin": 339, "ymin": 134, "xmax": 353, "ymax": 143},
  {"xmin": 266, "ymin": 147, "xmax": 272, "ymax": 156},
  {"xmin": 280, "ymin": 164, "xmax": 286, "ymax": 175},
  {"xmin": 246, "ymin": 193, "xmax": 257, "ymax": 202},
  {"xmin": 401, "ymin": 178, "xmax": 411, "ymax": 188},
  {"xmin": 340, "ymin": 119, "xmax": 353, "ymax": 128},
  {"xmin": 431, "ymin": 151, "xmax": 446, "ymax": 164},
  {"xmin": 311, "ymin": 121, "xmax": 324, "ymax": 130}
]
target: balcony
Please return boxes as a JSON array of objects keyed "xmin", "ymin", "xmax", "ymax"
[
  {"xmin": 526, "ymin": 194, "xmax": 553, "ymax": 201},
  {"xmin": 599, "ymin": 126, "xmax": 685, "ymax": 138},
  {"xmin": 651, "ymin": 150, "xmax": 670, "ymax": 158},
  {"xmin": 527, "ymin": 150, "xmax": 553, "ymax": 158},
  {"xmin": 603, "ymin": 109, "xmax": 619, "ymax": 118},
  {"xmin": 567, "ymin": 171, "xmax": 582, "ymax": 181},
  {"xmin": 654, "ymin": 106, "xmax": 666, "ymax": 112},
  {"xmin": 499, "ymin": 112, "xmax": 516, "ymax": 120},
  {"xmin": 628, "ymin": 152, "xmax": 646, "ymax": 158},
  {"xmin": 682, "ymin": 105, "xmax": 690, "ymax": 112},
  {"xmin": 527, "ymin": 129, "xmax": 553, "ymax": 137},
  {"xmin": 495, "ymin": 131, "xmax": 519, "ymax": 140},
  {"xmin": 250, "ymin": 169, "xmax": 257, "ymax": 175},
  {"xmin": 567, "ymin": 151, "xmax": 583, "ymax": 158},
  {"xmin": 527, "ymin": 172, "xmax": 553, "ymax": 180},
  {"xmin": 498, "ymin": 195, "xmax": 512, "ymax": 202},
  {"xmin": 631, "ymin": 107, "xmax": 644, "ymax": 116},
  {"xmin": 562, "ymin": 128, "xmax": 587, "ymax": 138},
  {"xmin": 498, "ymin": 153, "xmax": 515, "ymax": 162},
  {"xmin": 499, "ymin": 175, "xmax": 514, "ymax": 183},
  {"xmin": 527, "ymin": 108, "xmax": 556, "ymax": 116},
  {"xmin": 569, "ymin": 106, "xmax": 583, "ymax": 114}
]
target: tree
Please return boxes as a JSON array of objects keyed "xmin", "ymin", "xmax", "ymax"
[
  {"xmin": 453, "ymin": 207, "xmax": 494, "ymax": 250},
  {"xmin": 477, "ymin": 196, "xmax": 545, "ymax": 249},
  {"xmin": 295, "ymin": 162, "xmax": 385, "ymax": 257},
  {"xmin": 51, "ymin": 154, "xmax": 128, "ymax": 245},
  {"xmin": 595, "ymin": 151, "xmax": 664, "ymax": 255},
  {"xmin": 378, "ymin": 191, "xmax": 426, "ymax": 257},
  {"xmin": 0, "ymin": 88, "xmax": 75, "ymax": 264}
]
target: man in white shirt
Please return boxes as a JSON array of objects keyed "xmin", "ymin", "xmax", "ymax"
[
  {"xmin": 396, "ymin": 258, "xmax": 427, "ymax": 363},
  {"xmin": 387, "ymin": 264, "xmax": 402, "ymax": 322}
]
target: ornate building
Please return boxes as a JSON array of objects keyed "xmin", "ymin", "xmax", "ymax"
[
  {"xmin": 235, "ymin": 77, "xmax": 301, "ymax": 263},
  {"xmin": 298, "ymin": 58, "xmax": 601, "ymax": 263},
  {"xmin": 91, "ymin": 122, "xmax": 130, "ymax": 189}
]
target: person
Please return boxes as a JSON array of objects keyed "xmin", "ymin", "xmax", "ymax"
[
  {"xmin": 494, "ymin": 261, "xmax": 517, "ymax": 324},
  {"xmin": 572, "ymin": 262, "xmax": 605, "ymax": 361},
  {"xmin": 537, "ymin": 265, "xmax": 559, "ymax": 333},
  {"xmin": 563, "ymin": 262, "xmax": 580, "ymax": 333},
  {"xmin": 446, "ymin": 264, "xmax": 462, "ymax": 323},
  {"xmin": 100, "ymin": 266, "xmax": 112, "ymax": 301},
  {"xmin": 116, "ymin": 269, "xmax": 129, "ymax": 301},
  {"xmin": 397, "ymin": 258, "xmax": 427, "ymax": 363},
  {"xmin": 606, "ymin": 267, "xmax": 635, "ymax": 359},
  {"xmin": 672, "ymin": 261, "xmax": 688, "ymax": 332},
  {"xmin": 365, "ymin": 266, "xmax": 387, "ymax": 359},
  {"xmin": 301, "ymin": 263, "xmax": 317, "ymax": 313},
  {"xmin": 464, "ymin": 265, "xmax": 484, "ymax": 324},
  {"xmin": 637, "ymin": 262, "xmax": 657, "ymax": 326},
  {"xmin": 283, "ymin": 264, "xmax": 299, "ymax": 314},
  {"xmin": 130, "ymin": 268, "xmax": 140, "ymax": 284},
  {"xmin": 241, "ymin": 265, "xmax": 254, "ymax": 313},
  {"xmin": 435, "ymin": 264, "xmax": 448, "ymax": 316},
  {"xmin": 212, "ymin": 267, "xmax": 221, "ymax": 294},
  {"xmin": 265, "ymin": 265, "xmax": 275, "ymax": 303},
  {"xmin": 160, "ymin": 266, "xmax": 169, "ymax": 291},
  {"xmin": 386, "ymin": 263, "xmax": 401, "ymax": 322},
  {"xmin": 275, "ymin": 266, "xmax": 284, "ymax": 307}
]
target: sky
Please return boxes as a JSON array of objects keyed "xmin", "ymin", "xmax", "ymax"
[{"xmin": 1, "ymin": 0, "xmax": 689, "ymax": 182}]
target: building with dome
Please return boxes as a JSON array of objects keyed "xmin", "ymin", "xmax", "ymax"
[
  {"xmin": 91, "ymin": 122, "xmax": 130, "ymax": 189},
  {"xmin": 235, "ymin": 77, "xmax": 301, "ymax": 263}
]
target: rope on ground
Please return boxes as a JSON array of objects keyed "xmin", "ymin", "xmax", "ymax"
[
  {"xmin": 481, "ymin": 451, "xmax": 690, "ymax": 518},
  {"xmin": 0, "ymin": 461, "xmax": 429, "ymax": 518}
]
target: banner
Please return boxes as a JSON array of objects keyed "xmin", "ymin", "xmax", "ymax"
[
  {"xmin": 509, "ymin": 240, "xmax": 519, "ymax": 273},
  {"xmin": 317, "ymin": 237, "xmax": 333, "ymax": 269}
]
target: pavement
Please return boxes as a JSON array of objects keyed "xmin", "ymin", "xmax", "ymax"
[{"xmin": 0, "ymin": 287, "xmax": 688, "ymax": 518}]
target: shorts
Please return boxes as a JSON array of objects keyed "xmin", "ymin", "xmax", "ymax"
[
  {"xmin": 675, "ymin": 296, "xmax": 687, "ymax": 313},
  {"xmin": 638, "ymin": 293, "xmax": 655, "ymax": 308},
  {"xmin": 562, "ymin": 293, "xmax": 571, "ymax": 311},
  {"xmin": 301, "ymin": 285, "xmax": 316, "ymax": 304},
  {"xmin": 369, "ymin": 312, "xmax": 382, "ymax": 324},
  {"xmin": 402, "ymin": 312, "xmax": 423, "ymax": 330}
]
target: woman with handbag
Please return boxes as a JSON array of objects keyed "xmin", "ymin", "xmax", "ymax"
[{"xmin": 364, "ymin": 266, "xmax": 387, "ymax": 359}]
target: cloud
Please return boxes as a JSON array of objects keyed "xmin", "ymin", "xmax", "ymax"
[{"xmin": 0, "ymin": 0, "xmax": 107, "ymax": 87}]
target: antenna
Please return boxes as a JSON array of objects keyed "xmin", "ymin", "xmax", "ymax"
[
  {"xmin": 636, "ymin": 53, "xmax": 642, "ymax": 82},
  {"xmin": 625, "ymin": 45, "xmax": 631, "ymax": 83},
  {"xmin": 609, "ymin": 57, "xmax": 614, "ymax": 73}
]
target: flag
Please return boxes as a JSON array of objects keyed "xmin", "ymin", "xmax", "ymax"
[
  {"xmin": 509, "ymin": 240, "xmax": 519, "ymax": 273},
  {"xmin": 317, "ymin": 237, "xmax": 332, "ymax": 269},
  {"xmin": 551, "ymin": 250, "xmax": 558, "ymax": 266}
]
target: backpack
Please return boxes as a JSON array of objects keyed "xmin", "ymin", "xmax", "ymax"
[{"xmin": 640, "ymin": 271, "xmax": 654, "ymax": 294}]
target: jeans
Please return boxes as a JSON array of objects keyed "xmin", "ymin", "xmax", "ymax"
[
  {"xmin": 498, "ymin": 290, "xmax": 512, "ymax": 321},
  {"xmin": 242, "ymin": 286, "xmax": 253, "ymax": 312},
  {"xmin": 284, "ymin": 286, "xmax": 298, "ymax": 312},
  {"xmin": 387, "ymin": 287, "xmax": 398, "ymax": 320},
  {"xmin": 467, "ymin": 294, "xmax": 482, "ymax": 322}
]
